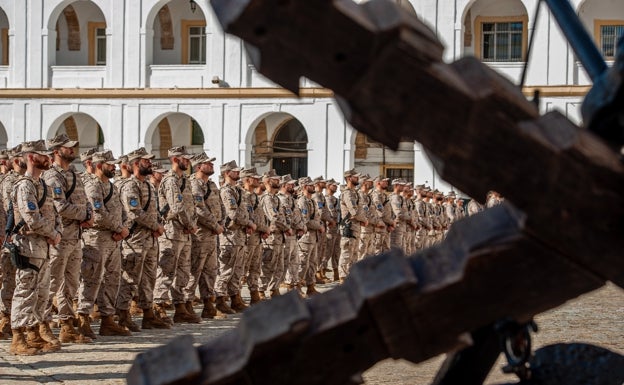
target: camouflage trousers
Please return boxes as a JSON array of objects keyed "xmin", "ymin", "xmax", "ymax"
[
  {"xmin": 338, "ymin": 233, "xmax": 359, "ymax": 279},
  {"xmin": 186, "ymin": 234, "xmax": 218, "ymax": 301},
  {"xmin": 243, "ymin": 234, "xmax": 262, "ymax": 292},
  {"xmin": 77, "ymin": 231, "xmax": 121, "ymax": 317},
  {"xmin": 374, "ymin": 230, "xmax": 390, "ymax": 255},
  {"xmin": 316, "ymin": 232, "xmax": 328, "ymax": 272},
  {"xmin": 215, "ymin": 230, "xmax": 246, "ymax": 297},
  {"xmin": 390, "ymin": 224, "xmax": 405, "ymax": 251},
  {"xmin": 404, "ymin": 228, "xmax": 414, "ymax": 255},
  {"xmin": 259, "ymin": 233, "xmax": 284, "ymax": 292},
  {"xmin": 154, "ymin": 235, "xmax": 192, "ymax": 305},
  {"xmin": 117, "ymin": 232, "xmax": 158, "ymax": 310},
  {"xmin": 283, "ymin": 235, "xmax": 299, "ymax": 285},
  {"xmin": 325, "ymin": 232, "xmax": 341, "ymax": 270},
  {"xmin": 0, "ymin": 249, "xmax": 16, "ymax": 315},
  {"xmin": 357, "ymin": 230, "xmax": 375, "ymax": 261},
  {"xmin": 11, "ymin": 257, "xmax": 50, "ymax": 329},
  {"xmin": 298, "ymin": 240, "xmax": 318, "ymax": 286},
  {"xmin": 414, "ymin": 229, "xmax": 428, "ymax": 252},
  {"xmin": 46, "ymin": 238, "xmax": 82, "ymax": 321}
]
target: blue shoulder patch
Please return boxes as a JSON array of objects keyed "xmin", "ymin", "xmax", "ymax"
[
  {"xmin": 302, "ymin": 208, "xmax": 308, "ymax": 215},
  {"xmin": 53, "ymin": 186, "xmax": 62, "ymax": 195},
  {"xmin": 129, "ymin": 198, "xmax": 139, "ymax": 207},
  {"xmin": 195, "ymin": 195, "xmax": 203, "ymax": 202},
  {"xmin": 328, "ymin": 204, "xmax": 333, "ymax": 209},
  {"xmin": 177, "ymin": 194, "xmax": 183, "ymax": 202},
  {"xmin": 377, "ymin": 204, "xmax": 383, "ymax": 210},
  {"xmin": 273, "ymin": 207, "xmax": 278, "ymax": 213},
  {"xmin": 247, "ymin": 205, "xmax": 253, "ymax": 213},
  {"xmin": 230, "ymin": 198, "xmax": 237, "ymax": 206},
  {"xmin": 317, "ymin": 202, "xmax": 324, "ymax": 208},
  {"xmin": 93, "ymin": 200, "xmax": 102, "ymax": 209},
  {"xmin": 27, "ymin": 201, "xmax": 37, "ymax": 210}
]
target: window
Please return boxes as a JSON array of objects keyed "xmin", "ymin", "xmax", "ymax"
[
  {"xmin": 191, "ymin": 119, "xmax": 204, "ymax": 145},
  {"xmin": 182, "ymin": 20, "xmax": 206, "ymax": 64},
  {"xmin": 88, "ymin": 22, "xmax": 106, "ymax": 65},
  {"xmin": 1, "ymin": 28, "xmax": 7, "ymax": 65},
  {"xmin": 595, "ymin": 20, "xmax": 624, "ymax": 59},
  {"xmin": 475, "ymin": 16, "xmax": 528, "ymax": 62},
  {"xmin": 382, "ymin": 165, "xmax": 413, "ymax": 181}
]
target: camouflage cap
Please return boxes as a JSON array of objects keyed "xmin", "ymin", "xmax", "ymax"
[
  {"xmin": 240, "ymin": 167, "xmax": 261, "ymax": 179},
  {"xmin": 326, "ymin": 178, "xmax": 338, "ymax": 185},
  {"xmin": 127, "ymin": 147, "xmax": 156, "ymax": 162},
  {"xmin": 80, "ymin": 147, "xmax": 98, "ymax": 162},
  {"xmin": 151, "ymin": 161, "xmax": 168, "ymax": 174},
  {"xmin": 92, "ymin": 150, "xmax": 121, "ymax": 165},
  {"xmin": 8, "ymin": 144, "xmax": 22, "ymax": 158},
  {"xmin": 281, "ymin": 174, "xmax": 296, "ymax": 184},
  {"xmin": 0, "ymin": 150, "xmax": 8, "ymax": 160},
  {"xmin": 262, "ymin": 169, "xmax": 280, "ymax": 180},
  {"xmin": 414, "ymin": 184, "xmax": 425, "ymax": 190},
  {"xmin": 21, "ymin": 140, "xmax": 53, "ymax": 156},
  {"xmin": 168, "ymin": 146, "xmax": 194, "ymax": 159},
  {"xmin": 313, "ymin": 176, "xmax": 327, "ymax": 184},
  {"xmin": 391, "ymin": 178, "xmax": 407, "ymax": 185},
  {"xmin": 48, "ymin": 133, "xmax": 79, "ymax": 149},
  {"xmin": 373, "ymin": 176, "xmax": 390, "ymax": 183},
  {"xmin": 299, "ymin": 176, "xmax": 314, "ymax": 186},
  {"xmin": 446, "ymin": 191, "xmax": 457, "ymax": 198},
  {"xmin": 344, "ymin": 168, "xmax": 361, "ymax": 178},
  {"xmin": 222, "ymin": 160, "xmax": 242, "ymax": 172},
  {"xmin": 191, "ymin": 152, "xmax": 216, "ymax": 167},
  {"xmin": 118, "ymin": 154, "xmax": 129, "ymax": 164},
  {"xmin": 360, "ymin": 174, "xmax": 373, "ymax": 183}
]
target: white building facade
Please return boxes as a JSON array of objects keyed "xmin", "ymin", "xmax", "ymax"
[{"xmin": 0, "ymin": 0, "xmax": 621, "ymax": 188}]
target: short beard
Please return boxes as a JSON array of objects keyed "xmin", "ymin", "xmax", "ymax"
[
  {"xmin": 178, "ymin": 162, "xmax": 188, "ymax": 172},
  {"xmin": 201, "ymin": 169, "xmax": 214, "ymax": 176},
  {"xmin": 33, "ymin": 157, "xmax": 51, "ymax": 171},
  {"xmin": 103, "ymin": 168, "xmax": 115, "ymax": 178},
  {"xmin": 18, "ymin": 161, "xmax": 27, "ymax": 171},
  {"xmin": 139, "ymin": 165, "xmax": 153, "ymax": 176},
  {"xmin": 60, "ymin": 152, "xmax": 76, "ymax": 163}
]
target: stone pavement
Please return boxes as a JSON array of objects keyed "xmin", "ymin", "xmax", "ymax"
[{"xmin": 0, "ymin": 283, "xmax": 621, "ymax": 385}]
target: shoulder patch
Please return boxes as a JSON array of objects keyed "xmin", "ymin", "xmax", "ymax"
[
  {"xmin": 230, "ymin": 198, "xmax": 237, "ymax": 206},
  {"xmin": 93, "ymin": 200, "xmax": 102, "ymax": 209},
  {"xmin": 53, "ymin": 186, "xmax": 63, "ymax": 198},
  {"xmin": 27, "ymin": 201, "xmax": 37, "ymax": 210},
  {"xmin": 302, "ymin": 208, "xmax": 308, "ymax": 215},
  {"xmin": 195, "ymin": 195, "xmax": 203, "ymax": 202},
  {"xmin": 377, "ymin": 204, "xmax": 383, "ymax": 210},
  {"xmin": 129, "ymin": 198, "xmax": 139, "ymax": 208},
  {"xmin": 273, "ymin": 207, "xmax": 278, "ymax": 213},
  {"xmin": 177, "ymin": 194, "xmax": 183, "ymax": 202},
  {"xmin": 317, "ymin": 202, "xmax": 323, "ymax": 208}
]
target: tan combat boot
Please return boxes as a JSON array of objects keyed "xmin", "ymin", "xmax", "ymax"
[
  {"xmin": 27, "ymin": 325, "xmax": 60, "ymax": 353},
  {"xmin": 306, "ymin": 284, "xmax": 319, "ymax": 296},
  {"xmin": 129, "ymin": 300, "xmax": 143, "ymax": 317},
  {"xmin": 117, "ymin": 309, "xmax": 141, "ymax": 332},
  {"xmin": 201, "ymin": 298, "xmax": 217, "ymax": 319},
  {"xmin": 153, "ymin": 303, "xmax": 173, "ymax": 325},
  {"xmin": 249, "ymin": 291, "xmax": 262, "ymax": 305},
  {"xmin": 173, "ymin": 303, "xmax": 201, "ymax": 324},
  {"xmin": 258, "ymin": 291, "xmax": 267, "ymax": 300},
  {"xmin": 215, "ymin": 296, "xmax": 236, "ymax": 314},
  {"xmin": 141, "ymin": 308, "xmax": 171, "ymax": 329},
  {"xmin": 39, "ymin": 322, "xmax": 62, "ymax": 351},
  {"xmin": 90, "ymin": 303, "xmax": 101, "ymax": 321},
  {"xmin": 0, "ymin": 313, "xmax": 12, "ymax": 339},
  {"xmin": 10, "ymin": 328, "xmax": 39, "ymax": 355},
  {"xmin": 185, "ymin": 301, "xmax": 198, "ymax": 317},
  {"xmin": 59, "ymin": 319, "xmax": 92, "ymax": 344},
  {"xmin": 99, "ymin": 315, "xmax": 132, "ymax": 336},
  {"xmin": 230, "ymin": 294, "xmax": 248, "ymax": 313},
  {"xmin": 315, "ymin": 271, "xmax": 326, "ymax": 285},
  {"xmin": 77, "ymin": 313, "xmax": 97, "ymax": 340}
]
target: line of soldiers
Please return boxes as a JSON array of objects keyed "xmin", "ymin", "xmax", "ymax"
[{"xmin": 0, "ymin": 134, "xmax": 495, "ymax": 356}]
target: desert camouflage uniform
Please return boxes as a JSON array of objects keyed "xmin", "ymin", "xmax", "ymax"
[
  {"xmin": 414, "ymin": 197, "xmax": 429, "ymax": 251},
  {"xmin": 278, "ymin": 191, "xmax": 298, "ymax": 286},
  {"xmin": 0, "ymin": 170, "xmax": 21, "ymax": 317},
  {"xmin": 389, "ymin": 192, "xmax": 409, "ymax": 251},
  {"xmin": 78, "ymin": 177, "xmax": 124, "ymax": 317},
  {"xmin": 43, "ymin": 164, "xmax": 90, "ymax": 321},
  {"xmin": 467, "ymin": 199, "xmax": 483, "ymax": 216},
  {"xmin": 11, "ymin": 175, "xmax": 61, "ymax": 328},
  {"xmin": 324, "ymin": 192, "xmax": 341, "ymax": 273},
  {"xmin": 311, "ymin": 190, "xmax": 331, "ymax": 274},
  {"xmin": 242, "ymin": 189, "xmax": 267, "ymax": 292},
  {"xmin": 357, "ymin": 189, "xmax": 376, "ymax": 260},
  {"xmin": 259, "ymin": 191, "xmax": 288, "ymax": 294},
  {"xmin": 338, "ymin": 187, "xmax": 367, "ymax": 278},
  {"xmin": 297, "ymin": 194, "xmax": 323, "ymax": 286},
  {"xmin": 371, "ymin": 188, "xmax": 393, "ymax": 255}
]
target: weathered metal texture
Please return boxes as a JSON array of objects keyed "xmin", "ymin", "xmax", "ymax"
[
  {"xmin": 494, "ymin": 343, "xmax": 624, "ymax": 385},
  {"xmin": 127, "ymin": 205, "xmax": 606, "ymax": 384},
  {"xmin": 210, "ymin": 0, "xmax": 624, "ymax": 288}
]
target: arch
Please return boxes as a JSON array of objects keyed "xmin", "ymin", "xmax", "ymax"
[
  {"xmin": 0, "ymin": 7, "xmax": 8, "ymax": 65},
  {"xmin": 146, "ymin": 112, "xmax": 205, "ymax": 159},
  {"xmin": 578, "ymin": 0, "xmax": 624, "ymax": 59},
  {"xmin": 49, "ymin": 1, "xmax": 107, "ymax": 66},
  {"xmin": 0, "ymin": 121, "xmax": 7, "ymax": 150},
  {"xmin": 147, "ymin": 0, "xmax": 208, "ymax": 65},
  {"xmin": 48, "ymin": 112, "xmax": 104, "ymax": 155},
  {"xmin": 461, "ymin": 0, "xmax": 529, "ymax": 60}
]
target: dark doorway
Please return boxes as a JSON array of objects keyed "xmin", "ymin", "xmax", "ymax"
[{"xmin": 272, "ymin": 119, "xmax": 308, "ymax": 178}]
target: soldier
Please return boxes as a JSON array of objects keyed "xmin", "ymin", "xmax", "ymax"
[
  {"xmin": 117, "ymin": 148, "xmax": 166, "ymax": 332},
  {"xmin": 486, "ymin": 190, "xmax": 503, "ymax": 208},
  {"xmin": 297, "ymin": 177, "xmax": 325, "ymax": 295},
  {"xmin": 413, "ymin": 185, "xmax": 430, "ymax": 251},
  {"xmin": 215, "ymin": 161, "xmax": 255, "ymax": 312},
  {"xmin": 455, "ymin": 196, "xmax": 466, "ymax": 222},
  {"xmin": 338, "ymin": 169, "xmax": 368, "ymax": 281},
  {"xmin": 184, "ymin": 153, "xmax": 224, "ymax": 318},
  {"xmin": 423, "ymin": 187, "xmax": 437, "ymax": 248},
  {"xmin": 76, "ymin": 151, "xmax": 132, "ymax": 337},
  {"xmin": 431, "ymin": 190, "xmax": 448, "ymax": 244},
  {"xmin": 443, "ymin": 191, "xmax": 457, "ymax": 226},
  {"xmin": 311, "ymin": 176, "xmax": 335, "ymax": 283},
  {"xmin": 402, "ymin": 182, "xmax": 416, "ymax": 255},
  {"xmin": 43, "ymin": 133, "xmax": 93, "ymax": 344},
  {"xmin": 0, "ymin": 145, "xmax": 25, "ymax": 339},
  {"xmin": 9, "ymin": 140, "xmax": 62, "ymax": 355},
  {"xmin": 154, "ymin": 146, "xmax": 199, "ymax": 323},
  {"xmin": 259, "ymin": 170, "xmax": 289, "ymax": 298},
  {"xmin": 240, "ymin": 167, "xmax": 268, "ymax": 305},
  {"xmin": 389, "ymin": 179, "xmax": 409, "ymax": 251},
  {"xmin": 278, "ymin": 174, "xmax": 302, "ymax": 292},
  {"xmin": 79, "ymin": 147, "xmax": 98, "ymax": 177},
  {"xmin": 467, "ymin": 197, "xmax": 483, "ymax": 216},
  {"xmin": 371, "ymin": 176, "xmax": 394, "ymax": 255},
  {"xmin": 357, "ymin": 175, "xmax": 377, "ymax": 260},
  {"xmin": 324, "ymin": 178, "xmax": 341, "ymax": 281}
]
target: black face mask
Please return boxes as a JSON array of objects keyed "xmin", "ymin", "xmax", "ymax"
[{"xmin": 139, "ymin": 165, "xmax": 153, "ymax": 176}]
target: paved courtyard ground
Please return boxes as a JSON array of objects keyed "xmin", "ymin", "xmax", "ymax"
[{"xmin": 0, "ymin": 283, "xmax": 621, "ymax": 384}]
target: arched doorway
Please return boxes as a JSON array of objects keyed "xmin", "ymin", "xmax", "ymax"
[
  {"xmin": 0, "ymin": 8, "xmax": 9, "ymax": 66},
  {"xmin": 53, "ymin": 1, "xmax": 107, "ymax": 66},
  {"xmin": 271, "ymin": 119, "xmax": 308, "ymax": 178},
  {"xmin": 0, "ymin": 121, "xmax": 7, "ymax": 150},
  {"xmin": 149, "ymin": 113, "xmax": 204, "ymax": 161}
]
